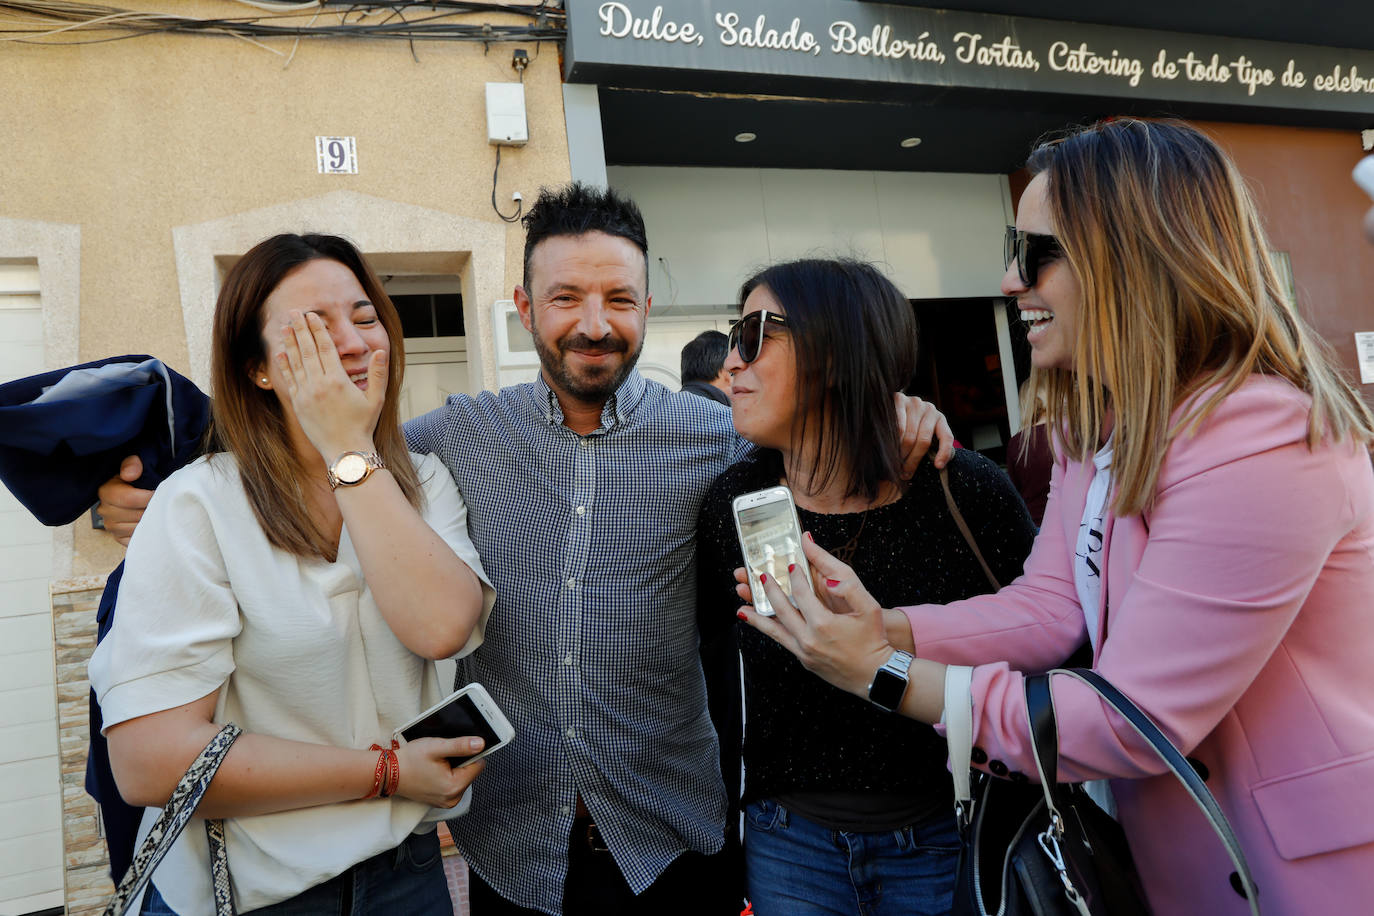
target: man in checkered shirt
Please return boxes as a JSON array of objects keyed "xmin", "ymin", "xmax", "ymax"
[{"xmin": 404, "ymin": 183, "xmax": 748, "ymax": 914}]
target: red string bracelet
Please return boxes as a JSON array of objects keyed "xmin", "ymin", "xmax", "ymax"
[
  {"xmin": 363, "ymin": 739, "xmax": 401, "ymax": 800},
  {"xmin": 382, "ymin": 744, "xmax": 399, "ymax": 798},
  {"xmin": 362, "ymin": 748, "xmax": 388, "ymax": 800}
]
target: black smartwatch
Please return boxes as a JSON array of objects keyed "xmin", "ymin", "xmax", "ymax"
[{"xmin": 867, "ymin": 649, "xmax": 915, "ymax": 712}]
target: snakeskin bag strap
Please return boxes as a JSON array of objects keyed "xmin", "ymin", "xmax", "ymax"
[{"xmin": 103, "ymin": 723, "xmax": 243, "ymax": 916}]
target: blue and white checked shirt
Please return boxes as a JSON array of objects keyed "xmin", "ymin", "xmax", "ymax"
[{"xmin": 404, "ymin": 369, "xmax": 747, "ymax": 914}]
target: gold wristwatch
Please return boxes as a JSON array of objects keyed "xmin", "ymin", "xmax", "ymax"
[{"xmin": 328, "ymin": 450, "xmax": 385, "ymax": 489}]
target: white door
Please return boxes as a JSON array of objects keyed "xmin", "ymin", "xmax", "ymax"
[
  {"xmin": 385, "ymin": 276, "xmax": 474, "ymax": 421},
  {"xmin": 400, "ymin": 338, "xmax": 469, "ymax": 421},
  {"xmin": 0, "ymin": 261, "xmax": 64, "ymax": 916}
]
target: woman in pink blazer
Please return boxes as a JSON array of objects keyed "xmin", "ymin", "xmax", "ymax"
[{"xmin": 738, "ymin": 118, "xmax": 1374, "ymax": 914}]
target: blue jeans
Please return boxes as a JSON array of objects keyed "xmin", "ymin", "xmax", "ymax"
[
  {"xmin": 141, "ymin": 830, "xmax": 451, "ymax": 915},
  {"xmin": 744, "ymin": 798, "xmax": 960, "ymax": 916}
]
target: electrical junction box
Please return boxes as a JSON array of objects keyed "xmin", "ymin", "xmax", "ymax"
[{"xmin": 486, "ymin": 82, "xmax": 528, "ymax": 146}]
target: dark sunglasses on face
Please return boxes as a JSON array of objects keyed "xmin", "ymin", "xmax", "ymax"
[
  {"xmin": 1004, "ymin": 226, "xmax": 1064, "ymax": 287},
  {"xmin": 728, "ymin": 310, "xmax": 789, "ymax": 363}
]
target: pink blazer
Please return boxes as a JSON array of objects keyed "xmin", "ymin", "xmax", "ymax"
[{"xmin": 902, "ymin": 376, "xmax": 1374, "ymax": 914}]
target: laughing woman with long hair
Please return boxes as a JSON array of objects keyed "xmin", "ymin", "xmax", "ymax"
[{"xmin": 90, "ymin": 234, "xmax": 495, "ymax": 915}]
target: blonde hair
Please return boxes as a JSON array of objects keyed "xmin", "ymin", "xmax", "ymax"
[
  {"xmin": 1025, "ymin": 118, "xmax": 1373, "ymax": 516},
  {"xmin": 208, "ymin": 233, "xmax": 421, "ymax": 560}
]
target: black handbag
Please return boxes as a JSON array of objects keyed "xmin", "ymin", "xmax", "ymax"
[{"xmin": 945, "ymin": 667, "xmax": 1260, "ymax": 916}]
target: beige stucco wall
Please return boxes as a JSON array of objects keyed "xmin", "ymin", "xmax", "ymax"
[{"xmin": 0, "ymin": 1, "xmax": 571, "ymax": 577}]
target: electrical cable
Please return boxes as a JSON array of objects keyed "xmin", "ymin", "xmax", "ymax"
[
  {"xmin": 281, "ymin": 1, "xmax": 321, "ymax": 66},
  {"xmin": 233, "ymin": 0, "xmax": 321, "ymax": 11},
  {"xmin": 0, "ymin": 1, "xmax": 565, "ymax": 46},
  {"xmin": 490, "ymin": 145, "xmax": 523, "ymax": 224}
]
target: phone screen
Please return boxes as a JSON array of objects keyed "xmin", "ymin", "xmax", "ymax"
[
  {"xmin": 737, "ymin": 498, "xmax": 804, "ymax": 616},
  {"xmin": 402, "ymin": 693, "xmax": 503, "ymax": 766}
]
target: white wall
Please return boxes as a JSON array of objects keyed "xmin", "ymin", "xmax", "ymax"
[
  {"xmin": 0, "ymin": 262, "xmax": 63, "ymax": 916},
  {"xmin": 607, "ymin": 165, "xmax": 1013, "ymax": 307}
]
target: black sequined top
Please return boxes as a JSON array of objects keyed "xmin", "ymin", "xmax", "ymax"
[{"xmin": 697, "ymin": 449, "xmax": 1036, "ymax": 831}]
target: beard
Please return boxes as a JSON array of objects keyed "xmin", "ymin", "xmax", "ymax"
[{"xmin": 530, "ymin": 320, "xmax": 645, "ymax": 405}]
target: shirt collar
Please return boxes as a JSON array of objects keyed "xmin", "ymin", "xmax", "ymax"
[
  {"xmin": 1094, "ymin": 433, "xmax": 1115, "ymax": 469},
  {"xmin": 532, "ymin": 368, "xmax": 648, "ymax": 431}
]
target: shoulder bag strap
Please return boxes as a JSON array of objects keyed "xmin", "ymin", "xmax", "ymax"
[
  {"xmin": 939, "ymin": 467, "xmax": 1000, "ymax": 592},
  {"xmin": 104, "ymin": 723, "xmax": 243, "ymax": 916},
  {"xmin": 1023, "ymin": 671, "xmax": 1260, "ymax": 916},
  {"xmin": 944, "ymin": 664, "xmax": 977, "ymax": 827},
  {"xmin": 1024, "ymin": 673, "xmax": 1060, "ymax": 788},
  {"xmin": 207, "ymin": 817, "xmax": 234, "ymax": 915}
]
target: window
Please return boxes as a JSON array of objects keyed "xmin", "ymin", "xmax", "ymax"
[
  {"xmin": 380, "ymin": 274, "xmax": 472, "ymax": 416},
  {"xmin": 391, "ymin": 291, "xmax": 465, "ymax": 338}
]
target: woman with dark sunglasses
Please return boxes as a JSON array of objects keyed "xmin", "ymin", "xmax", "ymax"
[
  {"xmin": 741, "ymin": 118, "xmax": 1374, "ymax": 913},
  {"xmin": 696, "ymin": 258, "xmax": 1037, "ymax": 915}
]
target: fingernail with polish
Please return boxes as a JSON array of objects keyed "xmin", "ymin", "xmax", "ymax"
[
  {"xmin": 759, "ymin": 573, "xmax": 767, "ymax": 584},
  {"xmin": 736, "ymin": 610, "xmax": 748, "ymax": 621},
  {"xmin": 787, "ymin": 563, "xmax": 796, "ymax": 573},
  {"xmin": 804, "ymin": 531, "xmax": 814, "ymax": 542},
  {"xmin": 826, "ymin": 578, "xmax": 841, "ymax": 588}
]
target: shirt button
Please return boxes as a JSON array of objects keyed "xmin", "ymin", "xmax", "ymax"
[
  {"xmin": 576, "ymin": 506, "xmax": 586, "ymax": 516},
  {"xmin": 566, "ymin": 727, "xmax": 576, "ymax": 739},
  {"xmin": 579, "ymin": 438, "xmax": 591, "ymax": 449},
  {"xmin": 561, "ymin": 805, "xmax": 571, "ymax": 815},
  {"xmin": 1229, "ymin": 871, "xmax": 1257, "ymax": 900},
  {"xmin": 563, "ymin": 653, "xmax": 574, "ymax": 665},
  {"xmin": 567, "ymin": 578, "xmax": 577, "ymax": 589}
]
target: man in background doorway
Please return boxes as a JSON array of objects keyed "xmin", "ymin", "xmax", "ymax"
[{"xmin": 680, "ymin": 330, "xmax": 731, "ymax": 405}]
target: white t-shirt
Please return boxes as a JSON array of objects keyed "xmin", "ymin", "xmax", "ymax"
[
  {"xmin": 1073, "ymin": 438, "xmax": 1114, "ymax": 652},
  {"xmin": 88, "ymin": 451, "xmax": 495, "ymax": 915},
  {"xmin": 1073, "ymin": 438, "xmax": 1117, "ymax": 816}
]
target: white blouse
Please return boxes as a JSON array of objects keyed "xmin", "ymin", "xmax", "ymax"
[{"xmin": 89, "ymin": 451, "xmax": 494, "ymax": 915}]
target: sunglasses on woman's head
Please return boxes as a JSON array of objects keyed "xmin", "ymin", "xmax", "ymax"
[
  {"xmin": 728, "ymin": 310, "xmax": 789, "ymax": 363},
  {"xmin": 1004, "ymin": 227, "xmax": 1064, "ymax": 287}
]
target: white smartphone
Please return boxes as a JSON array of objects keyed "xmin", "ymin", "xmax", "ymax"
[
  {"xmin": 392, "ymin": 682, "xmax": 514, "ymax": 767},
  {"xmin": 732, "ymin": 485, "xmax": 813, "ymax": 617},
  {"xmin": 1355, "ymin": 155, "xmax": 1374, "ymax": 201}
]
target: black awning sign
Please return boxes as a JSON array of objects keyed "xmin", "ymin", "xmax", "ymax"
[{"xmin": 567, "ymin": 0, "xmax": 1374, "ymax": 117}]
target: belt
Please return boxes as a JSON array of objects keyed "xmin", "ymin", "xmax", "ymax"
[{"xmin": 573, "ymin": 813, "xmax": 610, "ymax": 853}]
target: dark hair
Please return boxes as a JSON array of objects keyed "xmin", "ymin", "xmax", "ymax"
[
  {"xmin": 739, "ymin": 258, "xmax": 917, "ymax": 501},
  {"xmin": 521, "ymin": 182, "xmax": 649, "ymax": 291},
  {"xmin": 208, "ymin": 233, "xmax": 421, "ymax": 560},
  {"xmin": 680, "ymin": 329, "xmax": 729, "ymax": 384}
]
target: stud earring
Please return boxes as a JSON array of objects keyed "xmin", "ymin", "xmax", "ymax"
[{"xmin": 260, "ymin": 377, "xmax": 269, "ymax": 384}]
